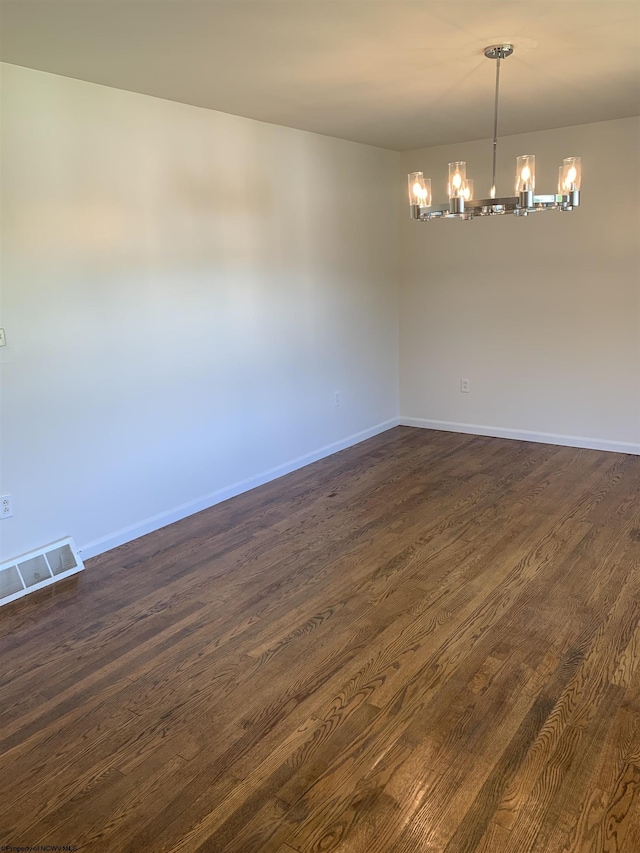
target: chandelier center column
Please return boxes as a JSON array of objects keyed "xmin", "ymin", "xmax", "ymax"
[{"xmin": 491, "ymin": 56, "xmax": 501, "ymax": 199}]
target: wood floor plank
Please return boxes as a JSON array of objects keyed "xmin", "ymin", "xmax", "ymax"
[
  {"xmin": 599, "ymin": 762, "xmax": 640, "ymax": 852},
  {"xmin": 1, "ymin": 427, "xmax": 639, "ymax": 852}
]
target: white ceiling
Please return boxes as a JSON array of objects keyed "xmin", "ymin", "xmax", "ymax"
[{"xmin": 1, "ymin": 0, "xmax": 639, "ymax": 151}]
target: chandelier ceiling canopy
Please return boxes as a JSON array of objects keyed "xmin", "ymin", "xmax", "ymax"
[{"xmin": 409, "ymin": 45, "xmax": 582, "ymax": 222}]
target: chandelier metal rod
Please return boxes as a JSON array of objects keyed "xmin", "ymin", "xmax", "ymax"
[{"xmin": 490, "ymin": 56, "xmax": 501, "ymax": 199}]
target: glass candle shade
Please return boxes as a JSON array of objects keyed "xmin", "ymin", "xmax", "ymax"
[
  {"xmin": 448, "ymin": 162, "xmax": 467, "ymax": 199},
  {"xmin": 515, "ymin": 155, "xmax": 535, "ymax": 193},
  {"xmin": 559, "ymin": 157, "xmax": 581, "ymax": 192},
  {"xmin": 408, "ymin": 172, "xmax": 432, "ymax": 207}
]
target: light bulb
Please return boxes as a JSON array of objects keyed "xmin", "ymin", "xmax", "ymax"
[
  {"xmin": 567, "ymin": 166, "xmax": 577, "ymax": 185},
  {"xmin": 452, "ymin": 173, "xmax": 462, "ymax": 190},
  {"xmin": 413, "ymin": 182, "xmax": 426, "ymax": 200}
]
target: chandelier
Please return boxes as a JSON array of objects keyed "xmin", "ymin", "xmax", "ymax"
[{"xmin": 408, "ymin": 45, "xmax": 582, "ymax": 221}]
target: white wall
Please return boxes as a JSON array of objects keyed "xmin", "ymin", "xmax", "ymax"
[
  {"xmin": 400, "ymin": 117, "xmax": 640, "ymax": 452},
  {"xmin": 0, "ymin": 64, "xmax": 400, "ymax": 562}
]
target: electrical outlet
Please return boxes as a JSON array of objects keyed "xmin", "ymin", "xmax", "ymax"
[
  {"xmin": 1, "ymin": 495, "xmax": 13, "ymax": 518},
  {"xmin": 334, "ymin": 391, "xmax": 341, "ymax": 407},
  {"xmin": 0, "ymin": 328, "xmax": 6, "ymax": 347},
  {"xmin": 460, "ymin": 378, "xmax": 470, "ymax": 393}
]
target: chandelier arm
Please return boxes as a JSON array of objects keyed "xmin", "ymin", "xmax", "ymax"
[{"xmin": 490, "ymin": 56, "xmax": 501, "ymax": 199}]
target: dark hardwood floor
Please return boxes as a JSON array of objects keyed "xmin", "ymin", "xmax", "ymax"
[{"xmin": 2, "ymin": 426, "xmax": 640, "ymax": 852}]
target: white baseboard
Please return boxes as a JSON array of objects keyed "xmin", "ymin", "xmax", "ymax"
[
  {"xmin": 400, "ymin": 417, "xmax": 640, "ymax": 456},
  {"xmin": 78, "ymin": 417, "xmax": 401, "ymax": 560}
]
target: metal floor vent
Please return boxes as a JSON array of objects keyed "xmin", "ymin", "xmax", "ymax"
[{"xmin": 0, "ymin": 537, "xmax": 84, "ymax": 607}]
